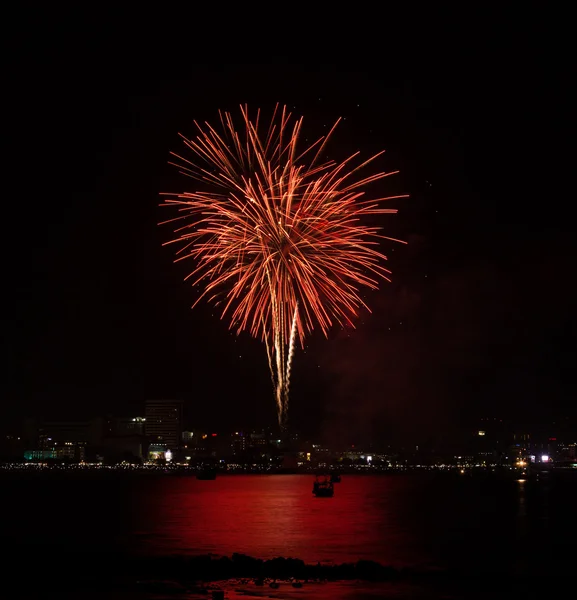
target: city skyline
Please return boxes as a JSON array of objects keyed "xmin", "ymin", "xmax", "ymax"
[
  {"xmin": 4, "ymin": 407, "xmax": 575, "ymax": 469},
  {"xmin": 5, "ymin": 405, "xmax": 576, "ymax": 457}
]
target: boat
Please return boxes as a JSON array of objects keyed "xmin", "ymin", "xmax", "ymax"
[
  {"xmin": 196, "ymin": 467, "xmax": 217, "ymax": 480},
  {"xmin": 312, "ymin": 475, "xmax": 334, "ymax": 497},
  {"xmin": 330, "ymin": 473, "xmax": 341, "ymax": 483}
]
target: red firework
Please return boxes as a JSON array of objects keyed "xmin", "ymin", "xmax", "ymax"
[{"xmin": 160, "ymin": 105, "xmax": 407, "ymax": 424}]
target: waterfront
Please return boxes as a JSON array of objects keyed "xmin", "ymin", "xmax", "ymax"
[{"xmin": 2, "ymin": 471, "xmax": 575, "ymax": 597}]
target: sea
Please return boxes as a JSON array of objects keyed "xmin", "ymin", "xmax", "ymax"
[{"xmin": 2, "ymin": 470, "xmax": 575, "ymax": 598}]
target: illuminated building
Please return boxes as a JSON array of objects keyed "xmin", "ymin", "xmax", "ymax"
[
  {"xmin": 24, "ymin": 441, "xmax": 86, "ymax": 462},
  {"xmin": 231, "ymin": 432, "xmax": 246, "ymax": 455},
  {"xmin": 145, "ymin": 399, "xmax": 183, "ymax": 449},
  {"xmin": 22, "ymin": 419, "xmax": 101, "ymax": 461},
  {"xmin": 249, "ymin": 430, "xmax": 268, "ymax": 447},
  {"xmin": 148, "ymin": 444, "xmax": 168, "ymax": 461}
]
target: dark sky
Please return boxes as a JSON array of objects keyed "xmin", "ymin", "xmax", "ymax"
[{"xmin": 2, "ymin": 11, "xmax": 575, "ymax": 443}]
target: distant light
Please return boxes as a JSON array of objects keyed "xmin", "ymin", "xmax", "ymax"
[
  {"xmin": 478, "ymin": 431, "xmax": 486, "ymax": 436},
  {"xmin": 367, "ymin": 455, "xmax": 373, "ymax": 463},
  {"xmin": 541, "ymin": 455, "xmax": 549, "ymax": 462},
  {"xmin": 165, "ymin": 450, "xmax": 173, "ymax": 462}
]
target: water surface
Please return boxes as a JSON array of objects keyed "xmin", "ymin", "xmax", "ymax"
[{"xmin": 3, "ymin": 471, "xmax": 574, "ymax": 596}]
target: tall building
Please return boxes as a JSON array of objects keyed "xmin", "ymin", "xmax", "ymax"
[
  {"xmin": 231, "ymin": 431, "xmax": 246, "ymax": 455},
  {"xmin": 145, "ymin": 400, "xmax": 183, "ymax": 449},
  {"xmin": 108, "ymin": 416, "xmax": 146, "ymax": 437}
]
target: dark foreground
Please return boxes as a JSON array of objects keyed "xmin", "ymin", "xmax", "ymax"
[{"xmin": 3, "ymin": 552, "xmax": 568, "ymax": 599}]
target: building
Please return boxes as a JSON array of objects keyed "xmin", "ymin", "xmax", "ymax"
[
  {"xmin": 38, "ymin": 419, "xmax": 105, "ymax": 447},
  {"xmin": 145, "ymin": 399, "xmax": 183, "ymax": 449},
  {"xmin": 182, "ymin": 431, "xmax": 195, "ymax": 444},
  {"xmin": 24, "ymin": 442, "xmax": 86, "ymax": 462},
  {"xmin": 246, "ymin": 428, "xmax": 283, "ymax": 450},
  {"xmin": 231, "ymin": 431, "xmax": 246, "ymax": 455},
  {"xmin": 108, "ymin": 416, "xmax": 146, "ymax": 437},
  {"xmin": 21, "ymin": 418, "xmax": 105, "ymax": 463},
  {"xmin": 249, "ymin": 430, "xmax": 268, "ymax": 447}
]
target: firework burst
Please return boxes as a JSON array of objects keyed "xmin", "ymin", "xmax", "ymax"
[{"xmin": 161, "ymin": 105, "xmax": 407, "ymax": 427}]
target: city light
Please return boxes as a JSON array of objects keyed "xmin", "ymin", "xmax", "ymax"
[{"xmin": 7, "ymin": 413, "xmax": 576, "ymax": 473}]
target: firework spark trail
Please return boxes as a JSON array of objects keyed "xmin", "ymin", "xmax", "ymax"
[
  {"xmin": 161, "ymin": 104, "xmax": 407, "ymax": 427},
  {"xmin": 282, "ymin": 302, "xmax": 299, "ymax": 427},
  {"xmin": 267, "ymin": 267, "xmax": 285, "ymax": 423}
]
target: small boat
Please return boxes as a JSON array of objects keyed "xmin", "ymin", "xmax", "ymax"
[
  {"xmin": 313, "ymin": 475, "xmax": 334, "ymax": 497},
  {"xmin": 330, "ymin": 473, "xmax": 341, "ymax": 483},
  {"xmin": 196, "ymin": 467, "xmax": 217, "ymax": 480}
]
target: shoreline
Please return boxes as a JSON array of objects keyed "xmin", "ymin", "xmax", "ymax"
[
  {"xmin": 1, "ymin": 465, "xmax": 570, "ymax": 484},
  {"xmin": 1, "ymin": 463, "xmax": 556, "ymax": 475},
  {"xmin": 4, "ymin": 552, "xmax": 561, "ymax": 598}
]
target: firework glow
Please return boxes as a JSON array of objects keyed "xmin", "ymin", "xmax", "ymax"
[{"xmin": 161, "ymin": 105, "xmax": 407, "ymax": 427}]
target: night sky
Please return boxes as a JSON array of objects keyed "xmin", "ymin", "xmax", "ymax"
[{"xmin": 2, "ymin": 11, "xmax": 575, "ymax": 444}]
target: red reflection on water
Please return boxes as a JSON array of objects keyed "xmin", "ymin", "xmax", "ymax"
[{"xmin": 136, "ymin": 475, "xmax": 425, "ymax": 566}]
